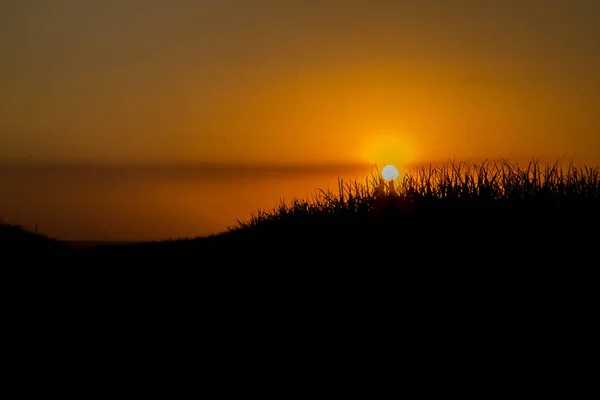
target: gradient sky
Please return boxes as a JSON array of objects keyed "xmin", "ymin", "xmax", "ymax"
[{"xmin": 1, "ymin": 0, "xmax": 599, "ymax": 168}]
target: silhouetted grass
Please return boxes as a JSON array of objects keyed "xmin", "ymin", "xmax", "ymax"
[
  {"xmin": 189, "ymin": 157, "xmax": 597, "ymax": 266},
  {"xmin": 5, "ymin": 157, "xmax": 599, "ymax": 266},
  {"xmin": 228, "ymin": 158, "xmax": 599, "ymax": 235}
]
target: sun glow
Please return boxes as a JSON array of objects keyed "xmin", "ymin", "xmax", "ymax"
[{"xmin": 362, "ymin": 131, "xmax": 415, "ymax": 175}]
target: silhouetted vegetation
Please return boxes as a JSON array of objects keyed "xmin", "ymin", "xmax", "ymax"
[
  {"xmin": 226, "ymin": 158, "xmax": 598, "ymax": 238},
  {"xmin": 4, "ymin": 158, "xmax": 599, "ymax": 265}
]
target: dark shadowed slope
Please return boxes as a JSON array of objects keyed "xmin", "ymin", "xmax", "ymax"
[{"xmin": 1, "ymin": 218, "xmax": 70, "ymax": 259}]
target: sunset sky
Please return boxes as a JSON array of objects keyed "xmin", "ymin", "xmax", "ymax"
[{"xmin": 1, "ymin": 0, "xmax": 599, "ymax": 169}]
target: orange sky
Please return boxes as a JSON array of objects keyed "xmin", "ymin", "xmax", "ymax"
[{"xmin": 1, "ymin": 0, "xmax": 599, "ymax": 169}]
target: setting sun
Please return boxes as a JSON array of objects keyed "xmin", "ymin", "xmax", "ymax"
[{"xmin": 381, "ymin": 165, "xmax": 399, "ymax": 181}]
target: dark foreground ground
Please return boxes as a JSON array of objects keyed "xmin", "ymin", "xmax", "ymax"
[
  {"xmin": 3, "ymin": 179, "xmax": 598, "ymax": 303},
  {"xmin": 5, "ymin": 210, "xmax": 597, "ymax": 326},
  {"xmin": 5, "ymin": 205, "xmax": 597, "ymax": 267},
  {"xmin": 2, "ymin": 206, "xmax": 597, "ymax": 373}
]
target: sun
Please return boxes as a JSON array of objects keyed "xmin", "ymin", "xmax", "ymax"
[{"xmin": 381, "ymin": 165, "xmax": 399, "ymax": 181}]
